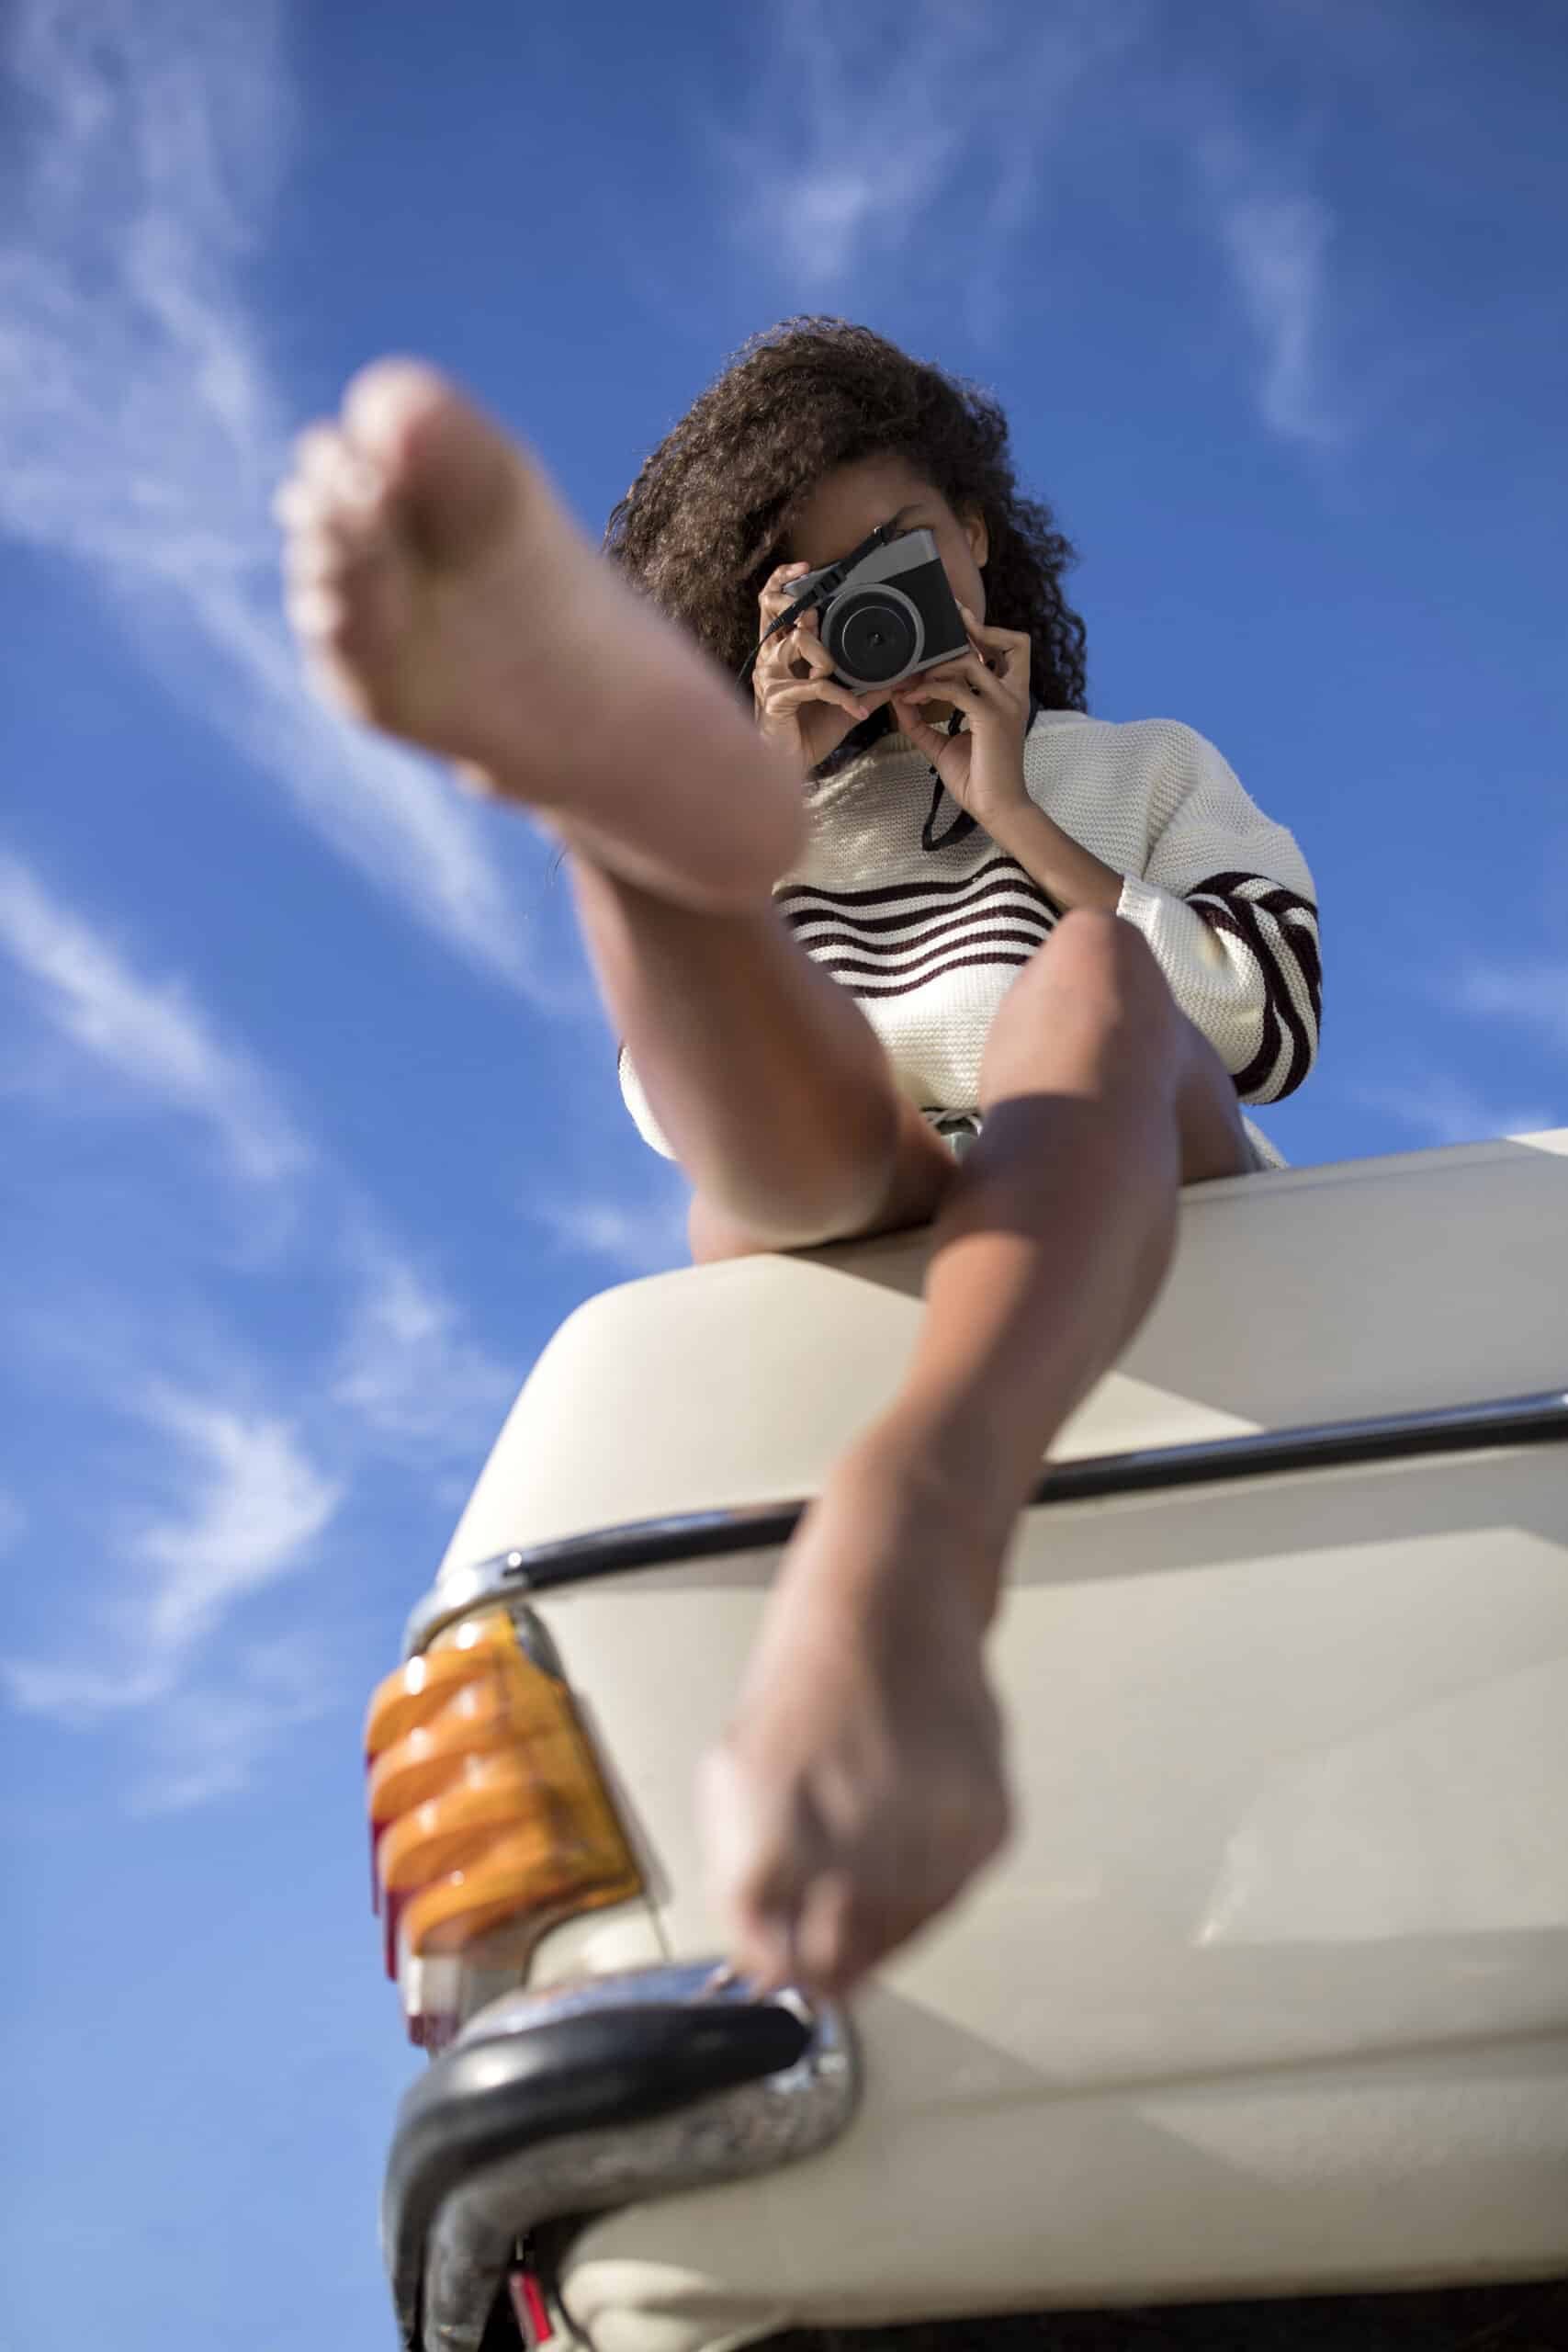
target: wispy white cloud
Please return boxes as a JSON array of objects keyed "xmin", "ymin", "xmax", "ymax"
[
  {"xmin": 0, "ymin": 855, "xmax": 515, "ymax": 1804},
  {"xmin": 0, "ymin": 846, "xmax": 309, "ymax": 1186},
  {"xmin": 1448, "ymin": 960, "xmax": 1568, "ymax": 1058},
  {"xmin": 131, "ymin": 1387, "xmax": 341, "ymax": 1661},
  {"xmin": 1212, "ymin": 191, "xmax": 1341, "ymax": 449},
  {"xmin": 705, "ymin": 0, "xmax": 1350, "ymax": 450},
  {"xmin": 329, "ymin": 1224, "xmax": 518, "ymax": 1458},
  {"xmin": 12, "ymin": 1623, "xmax": 341, "ymax": 1816},
  {"xmin": 2, "ymin": 1383, "xmax": 339, "ymax": 1728},
  {"xmin": 702, "ymin": 0, "xmax": 1145, "ymax": 341},
  {"xmin": 1178, "ymin": 66, "xmax": 1348, "ymax": 453},
  {"xmin": 527, "ymin": 1189, "xmax": 692, "ymax": 1276},
  {"xmin": 1351, "ymin": 1074, "xmax": 1558, "ymax": 1149},
  {"xmin": 131, "ymin": 1633, "xmax": 336, "ymax": 1815},
  {"xmin": 0, "ymin": 0, "xmax": 547, "ymax": 997}
]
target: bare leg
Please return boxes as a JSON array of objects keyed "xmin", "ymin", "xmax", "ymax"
[
  {"xmin": 570, "ymin": 861, "xmax": 954, "ymax": 1251},
  {"xmin": 703, "ymin": 911, "xmax": 1252, "ymax": 1995},
  {"xmin": 277, "ymin": 361, "xmax": 952, "ymax": 1250}
]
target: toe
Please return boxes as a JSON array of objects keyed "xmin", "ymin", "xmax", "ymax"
[
  {"xmin": 340, "ymin": 360, "xmax": 453, "ymax": 503},
  {"xmin": 274, "ymin": 455, "xmax": 333, "ymax": 535},
  {"xmin": 795, "ymin": 1868, "xmax": 860, "ymax": 1995},
  {"xmin": 271, "ymin": 474, "xmax": 316, "ymax": 533},
  {"xmin": 279, "ymin": 448, "xmax": 394, "ymax": 595},
  {"xmin": 280, "ymin": 503, "xmax": 368, "ymax": 594},
  {"xmin": 282, "ymin": 526, "xmax": 333, "ymax": 589},
  {"xmin": 288, "ymin": 423, "xmax": 351, "ymax": 509},
  {"xmin": 342, "ymin": 356, "xmax": 452, "ymax": 441},
  {"xmin": 796, "ymin": 1854, "xmax": 925, "ymax": 1997},
  {"xmin": 291, "ymin": 419, "xmax": 343, "ymax": 471},
  {"xmin": 285, "ymin": 577, "xmax": 346, "ymax": 644},
  {"xmin": 343, "ymin": 356, "xmax": 522, "ymax": 566},
  {"xmin": 276, "ymin": 423, "xmax": 384, "ymax": 531},
  {"xmin": 700, "ymin": 1742, "xmax": 817, "ymax": 1991}
]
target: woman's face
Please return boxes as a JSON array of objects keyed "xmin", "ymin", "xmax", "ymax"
[{"xmin": 784, "ymin": 454, "xmax": 988, "ymax": 720}]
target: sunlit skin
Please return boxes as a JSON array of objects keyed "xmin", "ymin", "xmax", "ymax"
[{"xmin": 277, "ymin": 362, "xmax": 1251, "ymax": 1999}]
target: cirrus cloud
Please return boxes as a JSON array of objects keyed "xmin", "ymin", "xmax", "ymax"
[{"xmin": 1, "ymin": 0, "xmax": 553, "ymax": 998}]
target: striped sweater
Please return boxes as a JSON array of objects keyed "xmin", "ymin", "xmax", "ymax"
[{"xmin": 620, "ymin": 707, "xmax": 1320, "ymax": 1167}]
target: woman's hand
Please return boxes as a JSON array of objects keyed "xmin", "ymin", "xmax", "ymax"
[
  {"xmin": 892, "ymin": 607, "xmax": 1032, "ymax": 832},
  {"xmin": 753, "ymin": 562, "xmax": 890, "ymax": 772}
]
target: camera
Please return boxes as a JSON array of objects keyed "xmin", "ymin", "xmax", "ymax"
[{"xmin": 790, "ymin": 527, "xmax": 970, "ymax": 694}]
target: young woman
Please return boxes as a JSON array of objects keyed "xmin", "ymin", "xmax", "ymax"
[{"xmin": 277, "ymin": 318, "xmax": 1320, "ymax": 2007}]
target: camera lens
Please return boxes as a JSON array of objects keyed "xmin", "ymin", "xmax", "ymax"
[{"xmin": 832, "ymin": 592, "xmax": 920, "ymax": 684}]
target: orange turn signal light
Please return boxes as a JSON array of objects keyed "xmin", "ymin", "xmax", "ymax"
[{"xmin": 364, "ymin": 1607, "xmax": 641, "ymax": 1996}]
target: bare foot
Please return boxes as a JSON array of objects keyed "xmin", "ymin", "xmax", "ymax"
[
  {"xmin": 275, "ymin": 359, "xmax": 804, "ymax": 908},
  {"xmin": 700, "ymin": 1434, "xmax": 1012, "ymax": 1996}
]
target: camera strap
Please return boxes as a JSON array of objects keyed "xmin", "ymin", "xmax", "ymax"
[
  {"xmin": 920, "ymin": 719, "xmax": 976, "ymax": 850},
  {"xmin": 920, "ymin": 692, "xmax": 1045, "ymax": 854}
]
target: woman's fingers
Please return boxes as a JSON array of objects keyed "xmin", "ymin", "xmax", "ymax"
[
  {"xmin": 761, "ymin": 558, "xmax": 809, "ymax": 597},
  {"xmin": 773, "ymin": 678, "xmax": 869, "ymax": 721},
  {"xmin": 789, "ymin": 615, "xmax": 830, "ymax": 666},
  {"xmin": 927, "ymin": 649, "xmax": 997, "ymax": 685},
  {"xmin": 906, "ymin": 667, "xmax": 987, "ymax": 711},
  {"xmin": 790, "ymin": 621, "xmax": 855, "ymax": 686},
  {"xmin": 757, "ymin": 611, "xmax": 825, "ymax": 687},
  {"xmin": 908, "ymin": 646, "xmax": 1020, "ymax": 712},
  {"xmin": 759, "ymin": 616, "xmax": 874, "ymax": 718},
  {"xmin": 759, "ymin": 595, "xmax": 837, "ymax": 683},
  {"xmin": 758, "ymin": 560, "xmax": 812, "ymax": 627},
  {"xmin": 891, "ymin": 699, "xmax": 942, "ymax": 741},
  {"xmin": 956, "ymin": 604, "xmax": 1023, "ymax": 649},
  {"xmin": 761, "ymin": 627, "xmax": 821, "ymax": 687},
  {"xmin": 958, "ymin": 607, "xmax": 1031, "ymax": 684}
]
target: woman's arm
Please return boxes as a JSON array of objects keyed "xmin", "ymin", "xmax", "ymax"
[
  {"xmin": 1119, "ymin": 723, "xmax": 1319, "ymax": 1102},
  {"xmin": 980, "ymin": 796, "xmax": 1124, "ymax": 915},
  {"xmin": 1017, "ymin": 720, "xmax": 1321, "ymax": 1105},
  {"xmin": 993, "ymin": 737, "xmax": 1320, "ymax": 1103},
  {"xmin": 1116, "ymin": 861, "xmax": 1321, "ymax": 1102},
  {"xmin": 893, "ymin": 632, "xmax": 1319, "ymax": 1106}
]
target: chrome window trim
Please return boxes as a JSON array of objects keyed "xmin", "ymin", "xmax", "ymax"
[{"xmin": 405, "ymin": 1385, "xmax": 1568, "ymax": 1658}]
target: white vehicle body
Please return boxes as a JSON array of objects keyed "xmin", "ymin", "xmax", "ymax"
[{"xmin": 391, "ymin": 1133, "xmax": 1568, "ymax": 2350}]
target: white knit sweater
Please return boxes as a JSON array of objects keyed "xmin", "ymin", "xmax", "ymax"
[{"xmin": 621, "ymin": 708, "xmax": 1320, "ymax": 1169}]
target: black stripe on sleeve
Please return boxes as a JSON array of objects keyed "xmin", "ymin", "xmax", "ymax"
[{"xmin": 1184, "ymin": 873, "xmax": 1321, "ymax": 1102}]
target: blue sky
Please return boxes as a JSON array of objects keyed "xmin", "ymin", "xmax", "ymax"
[{"xmin": 2, "ymin": 1, "xmax": 1565, "ymax": 2342}]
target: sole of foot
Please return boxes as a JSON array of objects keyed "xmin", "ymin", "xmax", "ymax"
[{"xmin": 276, "ymin": 358, "xmax": 804, "ymax": 909}]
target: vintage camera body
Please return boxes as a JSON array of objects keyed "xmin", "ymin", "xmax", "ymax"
[{"xmin": 791, "ymin": 527, "xmax": 970, "ymax": 694}]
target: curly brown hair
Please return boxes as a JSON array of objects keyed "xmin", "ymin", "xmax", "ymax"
[{"xmin": 602, "ymin": 316, "xmax": 1089, "ymax": 721}]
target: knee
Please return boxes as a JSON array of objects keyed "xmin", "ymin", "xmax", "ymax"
[
  {"xmin": 688, "ymin": 1190, "xmax": 773, "ymax": 1263},
  {"xmin": 1046, "ymin": 908, "xmax": 1172, "ymax": 1027},
  {"xmin": 982, "ymin": 910, "xmax": 1176, "ymax": 1099}
]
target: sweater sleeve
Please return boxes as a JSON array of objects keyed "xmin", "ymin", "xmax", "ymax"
[{"xmin": 1112, "ymin": 723, "xmax": 1322, "ymax": 1104}]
